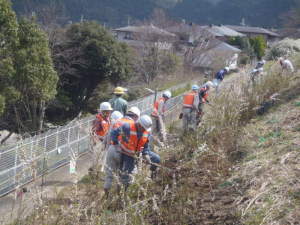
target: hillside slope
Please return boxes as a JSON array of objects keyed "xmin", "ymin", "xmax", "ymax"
[
  {"xmin": 5, "ymin": 59, "xmax": 300, "ymax": 225},
  {"xmin": 233, "ymin": 92, "xmax": 300, "ymax": 224}
]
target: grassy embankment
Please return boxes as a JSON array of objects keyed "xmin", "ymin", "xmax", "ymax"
[{"xmin": 10, "ymin": 56, "xmax": 300, "ymax": 225}]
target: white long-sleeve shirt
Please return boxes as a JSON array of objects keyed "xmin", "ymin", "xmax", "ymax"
[{"xmin": 282, "ymin": 59, "xmax": 294, "ymax": 72}]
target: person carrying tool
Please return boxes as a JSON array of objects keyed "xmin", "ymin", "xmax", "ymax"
[
  {"xmin": 279, "ymin": 57, "xmax": 294, "ymax": 73},
  {"xmin": 181, "ymin": 85, "xmax": 200, "ymax": 131},
  {"xmin": 151, "ymin": 90, "xmax": 172, "ymax": 144},
  {"xmin": 197, "ymin": 81, "xmax": 213, "ymax": 125},
  {"xmin": 103, "ymin": 106, "xmax": 142, "ymax": 194},
  {"xmin": 213, "ymin": 67, "xmax": 230, "ymax": 93},
  {"xmin": 109, "ymin": 86, "xmax": 128, "ymax": 115}
]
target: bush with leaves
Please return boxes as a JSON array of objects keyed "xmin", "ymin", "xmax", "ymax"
[
  {"xmin": 0, "ymin": 0, "xmax": 18, "ymax": 115},
  {"xmin": 51, "ymin": 21, "xmax": 133, "ymax": 119},
  {"xmin": 249, "ymin": 35, "xmax": 267, "ymax": 60},
  {"xmin": 0, "ymin": 1, "xmax": 58, "ymax": 134}
]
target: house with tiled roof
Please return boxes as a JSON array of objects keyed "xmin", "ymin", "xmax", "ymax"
[
  {"xmin": 112, "ymin": 24, "xmax": 177, "ymax": 50},
  {"xmin": 226, "ymin": 25, "xmax": 280, "ymax": 43}
]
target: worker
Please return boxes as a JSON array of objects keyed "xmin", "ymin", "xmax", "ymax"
[
  {"xmin": 181, "ymin": 85, "xmax": 200, "ymax": 131},
  {"xmin": 151, "ymin": 90, "xmax": 172, "ymax": 143},
  {"xmin": 279, "ymin": 57, "xmax": 294, "ymax": 73},
  {"xmin": 100, "ymin": 111, "xmax": 124, "ymax": 173},
  {"xmin": 109, "ymin": 86, "xmax": 128, "ymax": 115},
  {"xmin": 249, "ymin": 59, "xmax": 266, "ymax": 83},
  {"xmin": 255, "ymin": 59, "xmax": 266, "ymax": 69},
  {"xmin": 250, "ymin": 67, "xmax": 264, "ymax": 83},
  {"xmin": 109, "ymin": 112, "xmax": 159, "ymax": 190},
  {"xmin": 213, "ymin": 67, "xmax": 230, "ymax": 93},
  {"xmin": 91, "ymin": 102, "xmax": 113, "ymax": 143},
  {"xmin": 90, "ymin": 102, "xmax": 113, "ymax": 173},
  {"xmin": 103, "ymin": 106, "xmax": 141, "ymax": 195},
  {"xmin": 197, "ymin": 81, "xmax": 213, "ymax": 125}
]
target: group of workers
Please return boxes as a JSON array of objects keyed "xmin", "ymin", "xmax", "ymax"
[
  {"xmin": 250, "ymin": 57, "xmax": 294, "ymax": 83},
  {"xmin": 92, "ymin": 87, "xmax": 163, "ymax": 197},
  {"xmin": 91, "ymin": 56, "xmax": 295, "ymax": 196}
]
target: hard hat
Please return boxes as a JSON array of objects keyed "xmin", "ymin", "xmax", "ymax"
[
  {"xmin": 127, "ymin": 106, "xmax": 141, "ymax": 117},
  {"xmin": 111, "ymin": 111, "xmax": 123, "ymax": 121},
  {"xmin": 139, "ymin": 115, "xmax": 152, "ymax": 132},
  {"xmin": 261, "ymin": 60, "xmax": 266, "ymax": 64},
  {"xmin": 114, "ymin": 86, "xmax": 125, "ymax": 95},
  {"xmin": 163, "ymin": 90, "xmax": 172, "ymax": 99},
  {"xmin": 192, "ymin": 84, "xmax": 199, "ymax": 91},
  {"xmin": 204, "ymin": 81, "xmax": 214, "ymax": 88},
  {"xmin": 224, "ymin": 67, "xmax": 230, "ymax": 72},
  {"xmin": 99, "ymin": 102, "xmax": 113, "ymax": 111}
]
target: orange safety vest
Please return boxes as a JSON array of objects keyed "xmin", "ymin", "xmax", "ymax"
[
  {"xmin": 118, "ymin": 118, "xmax": 150, "ymax": 156},
  {"xmin": 183, "ymin": 91, "xmax": 197, "ymax": 108},
  {"xmin": 151, "ymin": 97, "xmax": 165, "ymax": 117},
  {"xmin": 93, "ymin": 113, "xmax": 110, "ymax": 137},
  {"xmin": 199, "ymin": 87, "xmax": 209, "ymax": 103}
]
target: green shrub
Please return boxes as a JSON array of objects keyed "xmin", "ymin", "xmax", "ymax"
[{"xmin": 250, "ymin": 36, "xmax": 267, "ymax": 59}]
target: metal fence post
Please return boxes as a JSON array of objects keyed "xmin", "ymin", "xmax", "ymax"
[{"xmin": 13, "ymin": 145, "xmax": 18, "ymax": 189}]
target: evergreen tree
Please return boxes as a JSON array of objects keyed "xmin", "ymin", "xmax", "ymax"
[
  {"xmin": 51, "ymin": 21, "xmax": 132, "ymax": 119},
  {"xmin": 0, "ymin": 7, "xmax": 58, "ymax": 134},
  {"xmin": 0, "ymin": 0, "xmax": 19, "ymax": 115},
  {"xmin": 12, "ymin": 18, "xmax": 58, "ymax": 132}
]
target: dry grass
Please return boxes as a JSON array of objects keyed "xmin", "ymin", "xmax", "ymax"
[
  {"xmin": 9, "ymin": 55, "xmax": 300, "ymax": 225},
  {"xmin": 232, "ymin": 95, "xmax": 300, "ymax": 225}
]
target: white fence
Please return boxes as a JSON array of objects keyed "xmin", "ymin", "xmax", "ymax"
[{"xmin": 0, "ymin": 80, "xmax": 196, "ymax": 197}]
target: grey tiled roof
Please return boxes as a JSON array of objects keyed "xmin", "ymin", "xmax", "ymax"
[
  {"xmin": 226, "ymin": 25, "xmax": 280, "ymax": 37},
  {"xmin": 202, "ymin": 25, "xmax": 245, "ymax": 37},
  {"xmin": 166, "ymin": 23, "xmax": 203, "ymax": 34},
  {"xmin": 113, "ymin": 25, "xmax": 176, "ymax": 37}
]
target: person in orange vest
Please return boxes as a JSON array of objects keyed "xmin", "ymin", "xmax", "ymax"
[
  {"xmin": 151, "ymin": 90, "xmax": 172, "ymax": 144},
  {"xmin": 182, "ymin": 85, "xmax": 200, "ymax": 131},
  {"xmin": 197, "ymin": 81, "xmax": 213, "ymax": 125},
  {"xmin": 103, "ymin": 107, "xmax": 141, "ymax": 194},
  {"xmin": 91, "ymin": 102, "xmax": 113, "ymax": 144},
  {"xmin": 100, "ymin": 111, "xmax": 124, "ymax": 173},
  {"xmin": 107, "ymin": 114, "xmax": 159, "ymax": 191}
]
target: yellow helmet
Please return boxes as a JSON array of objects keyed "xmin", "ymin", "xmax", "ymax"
[{"xmin": 114, "ymin": 86, "xmax": 125, "ymax": 95}]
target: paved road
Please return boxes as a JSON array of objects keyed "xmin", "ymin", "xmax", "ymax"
[{"xmin": 0, "ymin": 153, "xmax": 93, "ymax": 224}]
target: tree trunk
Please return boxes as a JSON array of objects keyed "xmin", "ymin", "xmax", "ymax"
[
  {"xmin": 31, "ymin": 100, "xmax": 38, "ymax": 131},
  {"xmin": 38, "ymin": 100, "xmax": 46, "ymax": 134}
]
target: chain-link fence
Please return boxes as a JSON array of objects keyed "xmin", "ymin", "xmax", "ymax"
[{"xmin": 0, "ymin": 80, "xmax": 198, "ymax": 197}]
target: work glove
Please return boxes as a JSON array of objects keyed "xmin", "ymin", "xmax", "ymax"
[
  {"xmin": 143, "ymin": 154, "xmax": 152, "ymax": 164},
  {"xmin": 179, "ymin": 113, "xmax": 183, "ymax": 119}
]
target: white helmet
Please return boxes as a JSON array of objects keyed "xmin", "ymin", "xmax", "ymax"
[
  {"xmin": 163, "ymin": 90, "xmax": 172, "ymax": 99},
  {"xmin": 261, "ymin": 60, "xmax": 266, "ymax": 64},
  {"xmin": 127, "ymin": 106, "xmax": 141, "ymax": 117},
  {"xmin": 100, "ymin": 102, "xmax": 113, "ymax": 111},
  {"xmin": 224, "ymin": 67, "xmax": 230, "ymax": 72},
  {"xmin": 139, "ymin": 115, "xmax": 152, "ymax": 132},
  {"xmin": 204, "ymin": 81, "xmax": 214, "ymax": 88},
  {"xmin": 111, "ymin": 111, "xmax": 123, "ymax": 122},
  {"xmin": 192, "ymin": 84, "xmax": 199, "ymax": 90}
]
